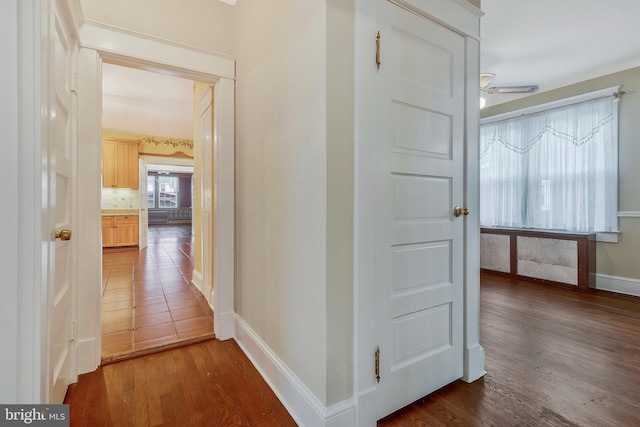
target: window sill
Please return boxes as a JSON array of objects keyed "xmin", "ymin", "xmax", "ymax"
[{"xmin": 596, "ymin": 231, "xmax": 620, "ymax": 243}]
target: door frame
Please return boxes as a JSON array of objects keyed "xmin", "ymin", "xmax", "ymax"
[
  {"xmin": 354, "ymin": 0, "xmax": 485, "ymax": 424},
  {"xmin": 75, "ymin": 19, "xmax": 236, "ymax": 374}
]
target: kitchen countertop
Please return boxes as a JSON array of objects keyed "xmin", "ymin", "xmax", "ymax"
[{"xmin": 102, "ymin": 209, "xmax": 139, "ymax": 216}]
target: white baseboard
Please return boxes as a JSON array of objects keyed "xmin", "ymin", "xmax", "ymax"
[
  {"xmin": 355, "ymin": 387, "xmax": 377, "ymax": 427},
  {"xmin": 214, "ymin": 309, "xmax": 234, "ymax": 341},
  {"xmin": 191, "ymin": 269, "xmax": 203, "ymax": 294},
  {"xmin": 325, "ymin": 399, "xmax": 357, "ymax": 427},
  {"xmin": 76, "ymin": 337, "xmax": 99, "ymax": 375},
  {"xmin": 463, "ymin": 343, "xmax": 487, "ymax": 383},
  {"xmin": 234, "ymin": 314, "xmax": 357, "ymax": 427},
  {"xmin": 596, "ymin": 273, "xmax": 640, "ymax": 297}
]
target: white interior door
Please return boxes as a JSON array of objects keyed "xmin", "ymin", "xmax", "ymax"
[
  {"xmin": 139, "ymin": 159, "xmax": 148, "ymax": 249},
  {"xmin": 199, "ymin": 87, "xmax": 214, "ymax": 305},
  {"xmin": 48, "ymin": 0, "xmax": 78, "ymax": 404},
  {"xmin": 375, "ymin": 1, "xmax": 466, "ymax": 419}
]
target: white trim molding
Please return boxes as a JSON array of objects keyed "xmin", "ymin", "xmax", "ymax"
[
  {"xmin": 79, "ymin": 20, "xmax": 235, "ymax": 80},
  {"xmin": 595, "ymin": 211, "xmax": 640, "ymax": 243},
  {"xmin": 596, "ymin": 274, "xmax": 640, "ymax": 297},
  {"xmin": 618, "ymin": 211, "xmax": 640, "ymax": 218},
  {"xmin": 234, "ymin": 315, "xmax": 357, "ymax": 427},
  {"xmin": 391, "ymin": 0, "xmax": 482, "ymax": 40},
  {"xmin": 4, "ymin": 0, "xmax": 44, "ymax": 403},
  {"xmin": 596, "ymin": 232, "xmax": 620, "ymax": 243},
  {"xmin": 211, "ymin": 77, "xmax": 236, "ymax": 341},
  {"xmin": 191, "ymin": 269, "xmax": 204, "ymax": 294},
  {"xmin": 463, "ymin": 35, "xmax": 487, "ymax": 384}
]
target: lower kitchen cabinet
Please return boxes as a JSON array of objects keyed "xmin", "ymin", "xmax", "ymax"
[{"xmin": 102, "ymin": 215, "xmax": 139, "ymax": 247}]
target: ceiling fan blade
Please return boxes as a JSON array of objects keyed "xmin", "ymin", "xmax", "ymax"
[
  {"xmin": 486, "ymin": 85, "xmax": 539, "ymax": 94},
  {"xmin": 480, "ymin": 73, "xmax": 495, "ymax": 90}
]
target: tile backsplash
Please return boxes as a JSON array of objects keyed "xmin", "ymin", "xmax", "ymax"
[{"xmin": 101, "ymin": 188, "xmax": 140, "ymax": 209}]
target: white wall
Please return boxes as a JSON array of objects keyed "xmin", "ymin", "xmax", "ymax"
[
  {"xmin": 80, "ymin": 0, "xmax": 235, "ymax": 56},
  {"xmin": 234, "ymin": 0, "xmax": 329, "ymax": 405}
]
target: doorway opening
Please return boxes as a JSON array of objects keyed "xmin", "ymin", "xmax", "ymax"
[{"xmin": 99, "ymin": 63, "xmax": 214, "ymax": 362}]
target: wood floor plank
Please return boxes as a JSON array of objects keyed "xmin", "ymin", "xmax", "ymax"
[
  {"xmin": 67, "ymin": 273, "xmax": 640, "ymax": 426},
  {"xmin": 65, "ymin": 339, "xmax": 296, "ymax": 426},
  {"xmin": 379, "ymin": 273, "xmax": 640, "ymax": 427}
]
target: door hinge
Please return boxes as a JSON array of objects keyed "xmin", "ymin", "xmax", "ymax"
[
  {"xmin": 72, "ymin": 73, "xmax": 78, "ymax": 93},
  {"xmin": 376, "ymin": 31, "xmax": 381, "ymax": 70},
  {"xmin": 375, "ymin": 346, "xmax": 381, "ymax": 383}
]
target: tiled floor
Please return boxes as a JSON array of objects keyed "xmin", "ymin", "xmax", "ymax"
[{"xmin": 101, "ymin": 224, "xmax": 213, "ymax": 362}]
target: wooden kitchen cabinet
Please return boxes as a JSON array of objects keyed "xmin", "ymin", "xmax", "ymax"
[
  {"xmin": 102, "ymin": 215, "xmax": 139, "ymax": 247},
  {"xmin": 102, "ymin": 216, "xmax": 115, "ymax": 247},
  {"xmin": 102, "ymin": 140, "xmax": 139, "ymax": 188}
]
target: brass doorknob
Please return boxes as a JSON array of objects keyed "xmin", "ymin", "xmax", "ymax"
[
  {"xmin": 453, "ymin": 206, "xmax": 469, "ymax": 217},
  {"xmin": 55, "ymin": 229, "xmax": 72, "ymax": 241}
]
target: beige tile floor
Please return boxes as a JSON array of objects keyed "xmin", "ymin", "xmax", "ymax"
[{"xmin": 101, "ymin": 224, "xmax": 213, "ymax": 361}]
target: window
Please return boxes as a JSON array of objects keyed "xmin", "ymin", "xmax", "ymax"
[
  {"xmin": 147, "ymin": 176, "xmax": 155, "ymax": 208},
  {"xmin": 146, "ymin": 174, "xmax": 180, "ymax": 209},
  {"xmin": 480, "ymin": 87, "xmax": 620, "ymax": 234},
  {"xmin": 158, "ymin": 176, "xmax": 179, "ymax": 208}
]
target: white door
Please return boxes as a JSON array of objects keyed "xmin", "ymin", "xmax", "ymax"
[
  {"xmin": 139, "ymin": 159, "xmax": 148, "ymax": 249},
  {"xmin": 199, "ymin": 87, "xmax": 214, "ymax": 304},
  {"xmin": 375, "ymin": 1, "xmax": 466, "ymax": 419},
  {"xmin": 48, "ymin": 0, "xmax": 78, "ymax": 404}
]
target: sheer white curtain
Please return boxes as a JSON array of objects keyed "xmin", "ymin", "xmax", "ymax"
[{"xmin": 480, "ymin": 96, "xmax": 618, "ymax": 233}]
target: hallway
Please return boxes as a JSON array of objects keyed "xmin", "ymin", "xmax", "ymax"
[
  {"xmin": 101, "ymin": 224, "xmax": 214, "ymax": 362},
  {"xmin": 69, "ymin": 274, "xmax": 640, "ymax": 425}
]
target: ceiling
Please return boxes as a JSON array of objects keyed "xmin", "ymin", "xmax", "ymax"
[
  {"xmin": 481, "ymin": 0, "xmax": 640, "ymax": 108},
  {"xmin": 102, "ymin": 1, "xmax": 640, "ymax": 128},
  {"xmin": 102, "ymin": 63, "xmax": 194, "ymax": 139}
]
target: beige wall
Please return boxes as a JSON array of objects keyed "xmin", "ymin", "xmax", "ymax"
[
  {"xmin": 468, "ymin": 0, "xmax": 481, "ymax": 8},
  {"xmin": 235, "ymin": 0, "xmax": 357, "ymax": 407},
  {"xmin": 235, "ymin": 0, "xmax": 329, "ymax": 405},
  {"xmin": 326, "ymin": 0, "xmax": 355, "ymax": 404},
  {"xmin": 80, "ymin": 0, "xmax": 235, "ymax": 56},
  {"xmin": 481, "ymin": 66, "xmax": 640, "ymax": 280}
]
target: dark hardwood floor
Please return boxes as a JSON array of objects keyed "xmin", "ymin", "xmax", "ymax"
[
  {"xmin": 379, "ymin": 273, "xmax": 640, "ymax": 426},
  {"xmin": 66, "ymin": 273, "xmax": 640, "ymax": 426}
]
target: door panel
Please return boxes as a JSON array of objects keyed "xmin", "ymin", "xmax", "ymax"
[
  {"xmin": 200, "ymin": 87, "xmax": 214, "ymax": 304},
  {"xmin": 392, "ymin": 103, "xmax": 452, "ymax": 157},
  {"xmin": 139, "ymin": 159, "xmax": 148, "ymax": 249},
  {"xmin": 50, "ymin": 0, "xmax": 77, "ymax": 404},
  {"xmin": 376, "ymin": 1, "xmax": 465, "ymax": 419}
]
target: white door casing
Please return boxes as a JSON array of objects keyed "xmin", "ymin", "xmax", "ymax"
[
  {"xmin": 48, "ymin": 0, "xmax": 78, "ymax": 404},
  {"xmin": 73, "ymin": 21, "xmax": 236, "ymax": 368},
  {"xmin": 199, "ymin": 87, "xmax": 214, "ymax": 306},
  {"xmin": 374, "ymin": 1, "xmax": 466, "ymax": 419},
  {"xmin": 139, "ymin": 159, "xmax": 148, "ymax": 250}
]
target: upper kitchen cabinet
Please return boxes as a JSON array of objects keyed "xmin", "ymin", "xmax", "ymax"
[{"xmin": 102, "ymin": 140, "xmax": 139, "ymax": 188}]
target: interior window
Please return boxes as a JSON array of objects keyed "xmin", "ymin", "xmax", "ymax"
[{"xmin": 480, "ymin": 92, "xmax": 619, "ymax": 233}]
